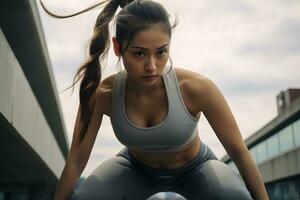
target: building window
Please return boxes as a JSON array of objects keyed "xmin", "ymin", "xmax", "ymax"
[
  {"xmin": 266, "ymin": 134, "xmax": 279, "ymax": 159},
  {"xmin": 278, "ymin": 125, "xmax": 294, "ymax": 154},
  {"xmin": 293, "ymin": 119, "xmax": 300, "ymax": 147},
  {"xmin": 256, "ymin": 142, "xmax": 267, "ymax": 164},
  {"xmin": 281, "ymin": 180, "xmax": 300, "ymax": 200},
  {"xmin": 266, "ymin": 181, "xmax": 282, "ymax": 200}
]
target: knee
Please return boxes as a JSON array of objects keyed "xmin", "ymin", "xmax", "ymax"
[
  {"xmin": 213, "ymin": 187, "xmax": 252, "ymax": 200},
  {"xmin": 71, "ymin": 157, "xmax": 132, "ymax": 200},
  {"xmin": 200, "ymin": 160, "xmax": 253, "ymax": 200},
  {"xmin": 213, "ymin": 184, "xmax": 252, "ymax": 200},
  {"xmin": 71, "ymin": 176, "xmax": 107, "ymax": 200}
]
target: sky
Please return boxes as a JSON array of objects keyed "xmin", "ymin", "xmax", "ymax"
[{"xmin": 37, "ymin": 0, "xmax": 300, "ymax": 177}]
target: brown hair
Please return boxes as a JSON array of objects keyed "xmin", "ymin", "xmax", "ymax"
[{"xmin": 39, "ymin": 0, "xmax": 177, "ymax": 142}]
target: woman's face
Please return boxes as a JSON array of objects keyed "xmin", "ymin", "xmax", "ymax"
[{"xmin": 121, "ymin": 23, "xmax": 171, "ymax": 87}]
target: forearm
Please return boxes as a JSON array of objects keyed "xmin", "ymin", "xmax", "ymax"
[
  {"xmin": 234, "ymin": 150, "xmax": 269, "ymax": 200},
  {"xmin": 54, "ymin": 161, "xmax": 83, "ymax": 200}
]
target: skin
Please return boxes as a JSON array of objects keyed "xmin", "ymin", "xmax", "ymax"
[{"xmin": 54, "ymin": 23, "xmax": 269, "ymax": 200}]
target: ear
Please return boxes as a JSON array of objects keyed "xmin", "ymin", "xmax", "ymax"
[{"xmin": 112, "ymin": 37, "xmax": 121, "ymax": 57}]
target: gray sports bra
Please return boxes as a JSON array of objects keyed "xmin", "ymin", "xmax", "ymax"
[{"xmin": 110, "ymin": 66, "xmax": 199, "ymax": 152}]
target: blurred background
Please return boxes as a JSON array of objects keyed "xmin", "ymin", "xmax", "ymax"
[{"xmin": 0, "ymin": 0, "xmax": 299, "ymax": 199}]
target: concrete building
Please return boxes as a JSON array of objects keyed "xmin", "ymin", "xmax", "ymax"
[
  {"xmin": 222, "ymin": 89, "xmax": 300, "ymax": 200},
  {"xmin": 0, "ymin": 0, "xmax": 68, "ymax": 199}
]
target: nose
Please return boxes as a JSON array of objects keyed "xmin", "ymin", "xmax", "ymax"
[{"xmin": 145, "ymin": 55, "xmax": 157, "ymax": 72}]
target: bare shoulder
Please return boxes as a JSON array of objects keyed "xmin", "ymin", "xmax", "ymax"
[
  {"xmin": 174, "ymin": 67, "xmax": 208, "ymax": 83},
  {"xmin": 95, "ymin": 72, "xmax": 118, "ymax": 116},
  {"xmin": 173, "ymin": 67, "xmax": 212, "ymax": 94},
  {"xmin": 173, "ymin": 67, "xmax": 217, "ymax": 112},
  {"xmin": 98, "ymin": 73, "xmax": 117, "ymax": 93}
]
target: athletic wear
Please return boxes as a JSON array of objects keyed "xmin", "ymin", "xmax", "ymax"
[
  {"xmin": 110, "ymin": 66, "xmax": 199, "ymax": 152},
  {"xmin": 71, "ymin": 142, "xmax": 253, "ymax": 200},
  {"xmin": 71, "ymin": 66, "xmax": 253, "ymax": 199}
]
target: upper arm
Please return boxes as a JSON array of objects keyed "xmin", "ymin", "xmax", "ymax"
[
  {"xmin": 68, "ymin": 81, "xmax": 109, "ymax": 168},
  {"xmin": 192, "ymin": 75, "xmax": 248, "ymax": 159}
]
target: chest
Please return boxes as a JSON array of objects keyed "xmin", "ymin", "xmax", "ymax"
[
  {"xmin": 125, "ymin": 90, "xmax": 168, "ymax": 128},
  {"xmin": 124, "ymin": 84, "xmax": 200, "ymax": 128}
]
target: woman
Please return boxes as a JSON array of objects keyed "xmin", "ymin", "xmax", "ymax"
[{"xmin": 41, "ymin": 0, "xmax": 269, "ymax": 199}]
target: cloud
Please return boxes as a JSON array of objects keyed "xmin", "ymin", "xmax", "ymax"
[{"xmin": 238, "ymin": 19, "xmax": 300, "ymax": 56}]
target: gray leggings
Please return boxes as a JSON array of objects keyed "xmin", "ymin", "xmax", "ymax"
[{"xmin": 71, "ymin": 143, "xmax": 252, "ymax": 200}]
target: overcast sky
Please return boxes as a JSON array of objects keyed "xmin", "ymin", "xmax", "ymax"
[{"xmin": 37, "ymin": 0, "xmax": 300, "ymax": 177}]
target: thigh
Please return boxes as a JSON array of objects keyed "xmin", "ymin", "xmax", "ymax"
[
  {"xmin": 71, "ymin": 156, "xmax": 160, "ymax": 200},
  {"xmin": 175, "ymin": 160, "xmax": 253, "ymax": 200}
]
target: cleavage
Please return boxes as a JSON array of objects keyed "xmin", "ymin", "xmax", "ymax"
[{"xmin": 125, "ymin": 90, "xmax": 169, "ymax": 128}]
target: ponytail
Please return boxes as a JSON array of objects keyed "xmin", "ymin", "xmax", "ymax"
[{"xmin": 39, "ymin": 0, "xmax": 120, "ymax": 142}]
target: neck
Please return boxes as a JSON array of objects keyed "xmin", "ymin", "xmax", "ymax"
[{"xmin": 126, "ymin": 75, "xmax": 164, "ymax": 96}]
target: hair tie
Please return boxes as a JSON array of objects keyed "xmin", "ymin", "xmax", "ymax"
[{"xmin": 113, "ymin": 0, "xmax": 133, "ymax": 8}]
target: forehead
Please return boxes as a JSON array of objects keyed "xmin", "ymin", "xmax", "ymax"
[{"xmin": 128, "ymin": 24, "xmax": 170, "ymax": 48}]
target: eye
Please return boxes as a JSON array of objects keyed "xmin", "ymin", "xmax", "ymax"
[
  {"xmin": 157, "ymin": 49, "xmax": 168, "ymax": 57},
  {"xmin": 134, "ymin": 51, "xmax": 146, "ymax": 57}
]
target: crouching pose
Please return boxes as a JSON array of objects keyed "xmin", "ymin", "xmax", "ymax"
[{"xmin": 41, "ymin": 0, "xmax": 269, "ymax": 199}]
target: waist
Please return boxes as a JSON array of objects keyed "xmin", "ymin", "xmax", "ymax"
[
  {"xmin": 122, "ymin": 140, "xmax": 217, "ymax": 173},
  {"xmin": 129, "ymin": 136, "xmax": 201, "ymax": 169}
]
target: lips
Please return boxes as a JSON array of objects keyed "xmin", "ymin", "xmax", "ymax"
[
  {"xmin": 142, "ymin": 75, "xmax": 158, "ymax": 81},
  {"xmin": 142, "ymin": 75, "xmax": 158, "ymax": 78}
]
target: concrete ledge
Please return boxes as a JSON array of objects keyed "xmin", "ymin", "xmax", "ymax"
[
  {"xmin": 0, "ymin": 0, "xmax": 69, "ymax": 157},
  {"xmin": 258, "ymin": 147, "xmax": 300, "ymax": 183},
  {"xmin": 0, "ymin": 28, "xmax": 64, "ymax": 178}
]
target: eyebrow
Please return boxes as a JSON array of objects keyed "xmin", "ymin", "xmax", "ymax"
[{"xmin": 130, "ymin": 44, "xmax": 169, "ymax": 51}]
